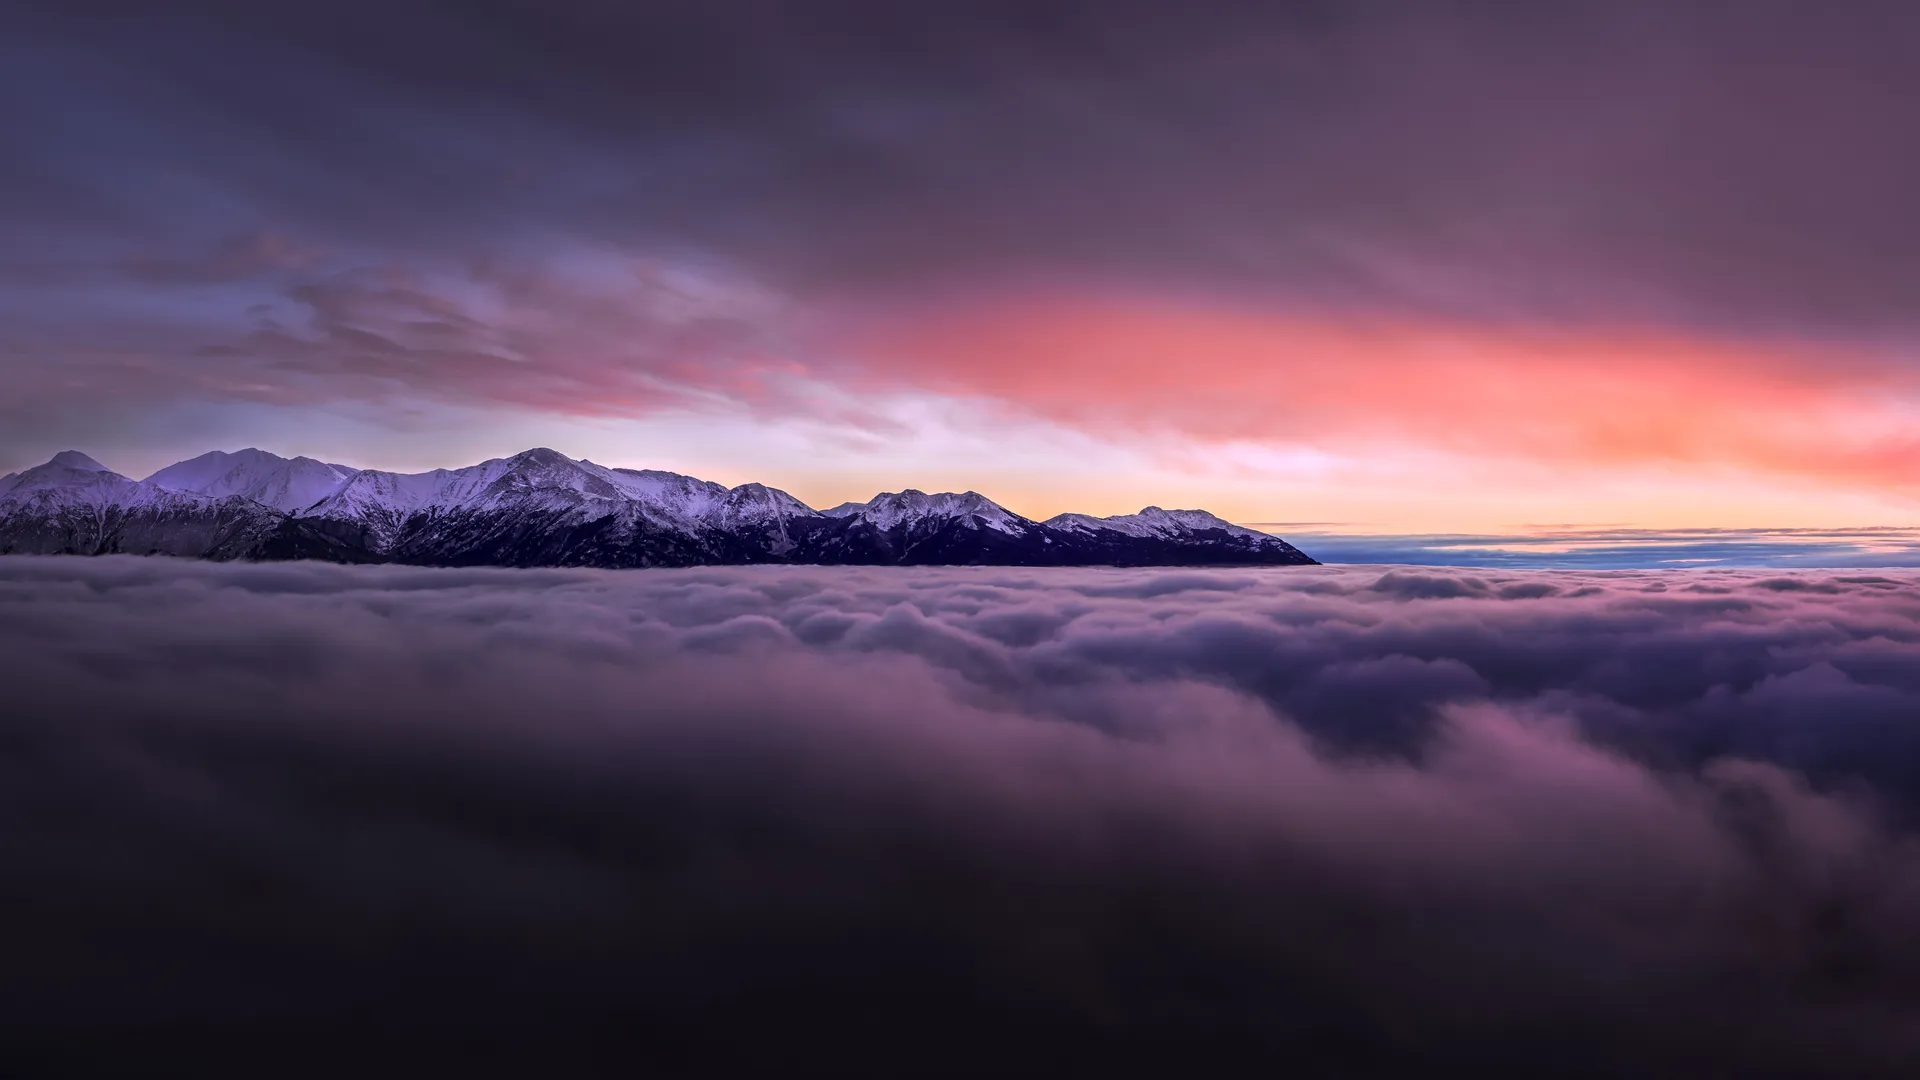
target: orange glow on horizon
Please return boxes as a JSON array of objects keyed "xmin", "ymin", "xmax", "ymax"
[{"xmin": 831, "ymin": 295, "xmax": 1920, "ymax": 500}]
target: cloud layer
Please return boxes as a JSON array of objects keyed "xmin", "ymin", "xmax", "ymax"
[
  {"xmin": 1285, "ymin": 526, "xmax": 1920, "ymax": 569},
  {"xmin": 14, "ymin": 1, "xmax": 1920, "ymax": 329},
  {"xmin": 4, "ymin": 558, "xmax": 1920, "ymax": 1075}
]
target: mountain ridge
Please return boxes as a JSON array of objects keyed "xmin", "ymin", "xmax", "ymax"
[{"xmin": 0, "ymin": 448, "xmax": 1317, "ymax": 568}]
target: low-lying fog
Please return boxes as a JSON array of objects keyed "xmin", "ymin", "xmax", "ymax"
[{"xmin": 5, "ymin": 559, "xmax": 1918, "ymax": 1076}]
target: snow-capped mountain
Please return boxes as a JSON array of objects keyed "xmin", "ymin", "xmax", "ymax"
[
  {"xmin": 288, "ymin": 448, "xmax": 831, "ymax": 566},
  {"xmin": 1039, "ymin": 507, "xmax": 1306, "ymax": 561},
  {"xmin": 1048, "ymin": 506, "xmax": 1264, "ymax": 540},
  {"xmin": 146, "ymin": 449, "xmax": 358, "ymax": 514},
  {"xmin": 807, "ymin": 488, "xmax": 1066, "ymax": 564},
  {"xmin": 0, "ymin": 451, "xmax": 354, "ymax": 560},
  {"xmin": 1, "ymin": 450, "xmax": 211, "ymax": 520},
  {"xmin": 0, "ymin": 447, "xmax": 1316, "ymax": 567},
  {"xmin": 830, "ymin": 490, "xmax": 1031, "ymax": 534}
]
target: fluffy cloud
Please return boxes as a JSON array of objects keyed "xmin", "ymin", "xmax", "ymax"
[{"xmin": 3, "ymin": 558, "xmax": 1920, "ymax": 1075}]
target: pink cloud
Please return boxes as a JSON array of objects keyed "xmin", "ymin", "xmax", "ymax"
[{"xmin": 826, "ymin": 293, "xmax": 1920, "ymax": 490}]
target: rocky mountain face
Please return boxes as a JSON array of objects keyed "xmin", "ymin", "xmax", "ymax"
[{"xmin": 0, "ymin": 448, "xmax": 1317, "ymax": 567}]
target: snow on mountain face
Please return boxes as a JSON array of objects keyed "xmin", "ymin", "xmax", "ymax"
[
  {"xmin": 296, "ymin": 448, "xmax": 823, "ymax": 550},
  {"xmin": 1046, "ymin": 506, "xmax": 1274, "ymax": 542},
  {"xmin": 853, "ymin": 490, "xmax": 1029, "ymax": 535},
  {"xmin": 146, "ymin": 449, "xmax": 359, "ymax": 514},
  {"xmin": 306, "ymin": 449, "xmax": 578, "ymax": 516},
  {"xmin": 0, "ymin": 452, "xmax": 336, "ymax": 561},
  {"xmin": 0, "ymin": 454, "xmax": 171, "ymax": 512},
  {"xmin": 706, "ymin": 482, "xmax": 821, "ymax": 531},
  {"xmin": 595, "ymin": 466, "xmax": 732, "ymax": 522},
  {"xmin": 0, "ymin": 450, "xmax": 303, "ymax": 556},
  {"xmin": 294, "ymin": 450, "xmax": 605, "ymax": 550},
  {"xmin": 3, "ymin": 445, "xmax": 1317, "ymax": 566},
  {"xmin": 48, "ymin": 451, "xmax": 111, "ymax": 472}
]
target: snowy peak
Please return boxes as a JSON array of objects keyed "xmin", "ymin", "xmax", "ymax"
[
  {"xmin": 297, "ymin": 449, "xmax": 820, "ymax": 542},
  {"xmin": 309, "ymin": 449, "xmax": 610, "ymax": 515},
  {"xmin": 0, "ymin": 452, "xmax": 208, "ymax": 515},
  {"xmin": 5, "ymin": 453, "xmax": 137, "ymax": 496},
  {"xmin": 513, "ymin": 447, "xmax": 568, "ymax": 467},
  {"xmin": 595, "ymin": 466, "xmax": 731, "ymax": 518},
  {"xmin": 709, "ymin": 482, "xmax": 821, "ymax": 530},
  {"xmin": 305, "ymin": 456, "xmax": 566, "ymax": 524},
  {"xmin": 480, "ymin": 448, "xmax": 624, "ymax": 504},
  {"xmin": 0, "ymin": 451, "xmax": 129, "ymax": 497},
  {"xmin": 147, "ymin": 448, "xmax": 359, "ymax": 514},
  {"xmin": 48, "ymin": 451, "xmax": 111, "ymax": 472},
  {"xmin": 727, "ymin": 482, "xmax": 810, "ymax": 513},
  {"xmin": 1, "ymin": 444, "xmax": 1317, "ymax": 566},
  {"xmin": 853, "ymin": 490, "xmax": 1030, "ymax": 535},
  {"xmin": 1045, "ymin": 506, "xmax": 1273, "ymax": 541}
]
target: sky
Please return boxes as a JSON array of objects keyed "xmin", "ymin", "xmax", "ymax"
[{"xmin": 6, "ymin": 1, "xmax": 1920, "ymax": 534}]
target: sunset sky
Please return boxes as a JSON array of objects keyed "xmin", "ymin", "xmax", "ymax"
[
  {"xmin": 6, "ymin": 1, "xmax": 1920, "ymax": 533},
  {"xmin": 15, "ymin": 7, "xmax": 1920, "ymax": 1066}
]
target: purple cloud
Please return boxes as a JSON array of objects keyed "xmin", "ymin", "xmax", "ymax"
[
  {"xmin": 10, "ymin": 2, "xmax": 1920, "ymax": 475},
  {"xmin": 2, "ymin": 559, "xmax": 1919, "ymax": 1074}
]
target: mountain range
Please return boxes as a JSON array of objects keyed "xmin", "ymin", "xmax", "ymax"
[{"xmin": 0, "ymin": 448, "xmax": 1317, "ymax": 568}]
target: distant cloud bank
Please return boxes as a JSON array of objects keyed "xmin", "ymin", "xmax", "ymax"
[
  {"xmin": 4, "ymin": 559, "xmax": 1920, "ymax": 1075},
  {"xmin": 1273, "ymin": 525, "xmax": 1920, "ymax": 569}
]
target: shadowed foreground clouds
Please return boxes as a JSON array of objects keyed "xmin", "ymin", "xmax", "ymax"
[
  {"xmin": 6, "ymin": 559, "xmax": 1920, "ymax": 1075},
  {"xmin": 8, "ymin": 1, "xmax": 1920, "ymax": 509}
]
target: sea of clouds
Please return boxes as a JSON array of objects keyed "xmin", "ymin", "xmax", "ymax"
[{"xmin": 4, "ymin": 558, "xmax": 1920, "ymax": 1076}]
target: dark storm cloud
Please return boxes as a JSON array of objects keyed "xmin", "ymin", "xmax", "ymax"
[
  {"xmin": 5, "ymin": 558, "xmax": 1920, "ymax": 1076},
  {"xmin": 8, "ymin": 0, "xmax": 1920, "ymax": 330}
]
